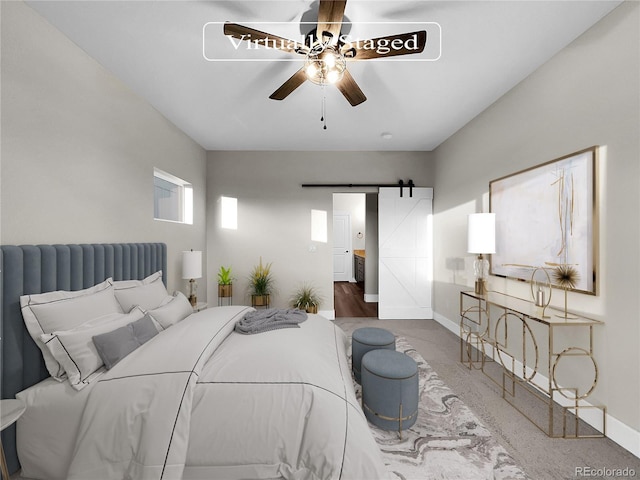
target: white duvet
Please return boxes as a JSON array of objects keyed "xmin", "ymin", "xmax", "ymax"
[{"xmin": 63, "ymin": 306, "xmax": 388, "ymax": 480}]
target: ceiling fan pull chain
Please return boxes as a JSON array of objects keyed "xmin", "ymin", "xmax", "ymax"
[{"xmin": 321, "ymin": 85, "xmax": 327, "ymax": 130}]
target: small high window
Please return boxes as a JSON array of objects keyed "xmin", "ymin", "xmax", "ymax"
[
  {"xmin": 154, "ymin": 168, "xmax": 193, "ymax": 224},
  {"xmin": 221, "ymin": 196, "xmax": 238, "ymax": 230}
]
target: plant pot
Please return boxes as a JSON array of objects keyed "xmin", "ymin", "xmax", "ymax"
[
  {"xmin": 305, "ymin": 305, "xmax": 318, "ymax": 314},
  {"xmin": 218, "ymin": 284, "xmax": 233, "ymax": 298},
  {"xmin": 251, "ymin": 294, "xmax": 270, "ymax": 307}
]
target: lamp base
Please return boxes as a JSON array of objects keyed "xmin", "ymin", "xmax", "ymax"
[
  {"xmin": 474, "ymin": 279, "xmax": 487, "ymax": 295},
  {"xmin": 188, "ymin": 278, "xmax": 198, "ymax": 307}
]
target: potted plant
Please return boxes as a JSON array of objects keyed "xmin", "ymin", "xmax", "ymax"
[
  {"xmin": 217, "ymin": 265, "xmax": 233, "ymax": 298},
  {"xmin": 249, "ymin": 257, "xmax": 274, "ymax": 307},
  {"xmin": 290, "ymin": 283, "xmax": 323, "ymax": 314}
]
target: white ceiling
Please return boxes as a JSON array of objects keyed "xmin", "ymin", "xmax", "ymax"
[{"xmin": 26, "ymin": 0, "xmax": 621, "ymax": 151}]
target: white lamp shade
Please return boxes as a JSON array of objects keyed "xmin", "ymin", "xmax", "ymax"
[
  {"xmin": 182, "ymin": 250, "xmax": 202, "ymax": 279},
  {"xmin": 467, "ymin": 213, "xmax": 496, "ymax": 254}
]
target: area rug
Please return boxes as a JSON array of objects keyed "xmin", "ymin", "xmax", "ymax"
[{"xmin": 351, "ymin": 336, "xmax": 531, "ymax": 480}]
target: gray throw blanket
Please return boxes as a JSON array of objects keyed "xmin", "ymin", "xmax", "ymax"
[{"xmin": 234, "ymin": 308, "xmax": 308, "ymax": 335}]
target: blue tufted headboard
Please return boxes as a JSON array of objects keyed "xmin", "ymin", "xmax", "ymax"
[{"xmin": 0, "ymin": 243, "xmax": 167, "ymax": 474}]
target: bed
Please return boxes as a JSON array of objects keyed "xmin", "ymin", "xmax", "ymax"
[{"xmin": 0, "ymin": 243, "xmax": 388, "ymax": 479}]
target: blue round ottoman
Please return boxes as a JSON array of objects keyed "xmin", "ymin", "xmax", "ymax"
[
  {"xmin": 352, "ymin": 327, "xmax": 395, "ymax": 383},
  {"xmin": 361, "ymin": 349, "xmax": 419, "ymax": 437}
]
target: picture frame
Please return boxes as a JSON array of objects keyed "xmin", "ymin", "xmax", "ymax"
[{"xmin": 489, "ymin": 146, "xmax": 598, "ymax": 294}]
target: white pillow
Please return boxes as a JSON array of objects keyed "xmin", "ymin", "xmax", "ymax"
[
  {"xmin": 20, "ymin": 278, "xmax": 123, "ymax": 379},
  {"xmin": 40, "ymin": 309, "xmax": 145, "ymax": 390},
  {"xmin": 113, "ymin": 271, "xmax": 169, "ymax": 312},
  {"xmin": 146, "ymin": 291, "xmax": 193, "ymax": 329}
]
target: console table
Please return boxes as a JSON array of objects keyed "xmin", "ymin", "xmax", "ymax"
[{"xmin": 459, "ymin": 290, "xmax": 605, "ymax": 438}]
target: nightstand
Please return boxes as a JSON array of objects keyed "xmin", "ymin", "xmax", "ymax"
[{"xmin": 1, "ymin": 399, "xmax": 26, "ymax": 480}]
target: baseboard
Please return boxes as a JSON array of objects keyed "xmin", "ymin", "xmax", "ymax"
[
  {"xmin": 605, "ymin": 413, "xmax": 640, "ymax": 458},
  {"xmin": 432, "ymin": 311, "xmax": 640, "ymax": 459},
  {"xmin": 379, "ymin": 306, "xmax": 433, "ymax": 320},
  {"xmin": 364, "ymin": 294, "xmax": 379, "ymax": 303},
  {"xmin": 433, "ymin": 312, "xmax": 459, "ymax": 335}
]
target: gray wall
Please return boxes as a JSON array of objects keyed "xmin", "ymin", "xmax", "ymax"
[
  {"xmin": 1, "ymin": 1, "xmax": 208, "ymax": 295},
  {"xmin": 206, "ymin": 151, "xmax": 433, "ymax": 316},
  {"xmin": 432, "ymin": 1, "xmax": 640, "ymax": 441}
]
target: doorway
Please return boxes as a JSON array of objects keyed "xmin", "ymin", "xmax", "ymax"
[
  {"xmin": 334, "ymin": 281, "xmax": 378, "ymax": 317},
  {"xmin": 333, "ymin": 193, "xmax": 377, "ymax": 317}
]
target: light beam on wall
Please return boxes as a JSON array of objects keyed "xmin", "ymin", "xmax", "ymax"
[
  {"xmin": 311, "ymin": 209, "xmax": 327, "ymax": 243},
  {"xmin": 221, "ymin": 196, "xmax": 237, "ymax": 229},
  {"xmin": 184, "ymin": 186, "xmax": 194, "ymax": 225}
]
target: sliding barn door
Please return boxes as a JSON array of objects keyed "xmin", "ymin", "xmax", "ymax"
[{"xmin": 378, "ymin": 187, "xmax": 433, "ymax": 319}]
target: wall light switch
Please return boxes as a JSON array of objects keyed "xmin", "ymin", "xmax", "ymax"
[{"xmin": 308, "ymin": 244, "xmax": 317, "ymax": 253}]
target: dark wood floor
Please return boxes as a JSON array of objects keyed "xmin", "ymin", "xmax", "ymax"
[{"xmin": 333, "ymin": 282, "xmax": 378, "ymax": 318}]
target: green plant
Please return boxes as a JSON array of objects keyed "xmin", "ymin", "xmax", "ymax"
[
  {"xmin": 249, "ymin": 257, "xmax": 274, "ymax": 296},
  {"xmin": 217, "ymin": 265, "xmax": 233, "ymax": 285},
  {"xmin": 290, "ymin": 283, "xmax": 323, "ymax": 310}
]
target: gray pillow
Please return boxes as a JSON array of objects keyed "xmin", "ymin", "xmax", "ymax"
[{"xmin": 92, "ymin": 315, "xmax": 159, "ymax": 369}]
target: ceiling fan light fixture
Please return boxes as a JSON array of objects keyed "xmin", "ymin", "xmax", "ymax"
[
  {"xmin": 305, "ymin": 63, "xmax": 319, "ymax": 78},
  {"xmin": 324, "ymin": 51, "xmax": 336, "ymax": 68},
  {"xmin": 304, "ymin": 46, "xmax": 346, "ymax": 85},
  {"xmin": 326, "ymin": 69, "xmax": 341, "ymax": 84}
]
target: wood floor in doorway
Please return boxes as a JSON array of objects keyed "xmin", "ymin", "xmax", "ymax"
[{"xmin": 334, "ymin": 282, "xmax": 378, "ymax": 318}]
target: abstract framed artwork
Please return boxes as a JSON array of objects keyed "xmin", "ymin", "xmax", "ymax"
[{"xmin": 489, "ymin": 146, "xmax": 598, "ymax": 294}]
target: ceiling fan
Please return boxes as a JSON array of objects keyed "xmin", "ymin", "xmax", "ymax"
[{"xmin": 223, "ymin": 0, "xmax": 427, "ymax": 107}]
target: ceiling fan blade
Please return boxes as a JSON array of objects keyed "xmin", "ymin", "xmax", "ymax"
[
  {"xmin": 335, "ymin": 70, "xmax": 366, "ymax": 106},
  {"xmin": 343, "ymin": 30, "xmax": 427, "ymax": 60},
  {"xmin": 269, "ymin": 68, "xmax": 308, "ymax": 100},
  {"xmin": 317, "ymin": 0, "xmax": 347, "ymax": 44},
  {"xmin": 223, "ymin": 23, "xmax": 307, "ymax": 55}
]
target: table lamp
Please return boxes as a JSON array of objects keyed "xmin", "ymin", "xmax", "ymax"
[
  {"xmin": 182, "ymin": 250, "xmax": 202, "ymax": 306},
  {"xmin": 467, "ymin": 213, "xmax": 496, "ymax": 295}
]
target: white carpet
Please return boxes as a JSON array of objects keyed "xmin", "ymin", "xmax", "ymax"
[{"xmin": 352, "ymin": 337, "xmax": 531, "ymax": 480}]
